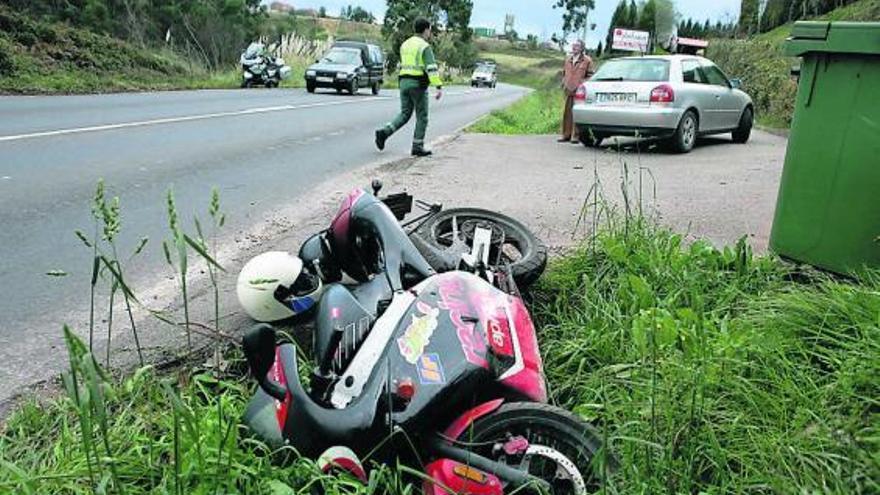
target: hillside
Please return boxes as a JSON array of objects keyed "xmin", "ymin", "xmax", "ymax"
[
  {"xmin": 707, "ymin": 0, "xmax": 880, "ymax": 128},
  {"xmin": 0, "ymin": 6, "xmax": 229, "ymax": 94}
]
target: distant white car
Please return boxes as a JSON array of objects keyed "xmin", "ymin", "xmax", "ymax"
[
  {"xmin": 573, "ymin": 55, "xmax": 753, "ymax": 153},
  {"xmin": 471, "ymin": 63, "xmax": 497, "ymax": 88}
]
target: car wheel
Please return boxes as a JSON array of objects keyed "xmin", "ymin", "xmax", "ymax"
[
  {"xmin": 371, "ymin": 81, "xmax": 380, "ymax": 95},
  {"xmin": 348, "ymin": 78, "xmax": 358, "ymax": 95},
  {"xmin": 669, "ymin": 110, "xmax": 698, "ymax": 153},
  {"xmin": 336, "ymin": 87, "xmax": 343, "ymax": 94},
  {"xmin": 732, "ymin": 107, "xmax": 753, "ymax": 144},
  {"xmin": 306, "ymin": 82, "xmax": 315, "ymax": 93}
]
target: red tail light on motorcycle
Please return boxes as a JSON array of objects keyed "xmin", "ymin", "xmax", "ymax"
[
  {"xmin": 574, "ymin": 84, "xmax": 587, "ymax": 102},
  {"xmin": 395, "ymin": 378, "xmax": 415, "ymax": 401},
  {"xmin": 650, "ymin": 84, "xmax": 675, "ymax": 103}
]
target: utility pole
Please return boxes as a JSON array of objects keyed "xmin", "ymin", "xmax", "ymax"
[{"xmin": 581, "ymin": 4, "xmax": 590, "ymax": 42}]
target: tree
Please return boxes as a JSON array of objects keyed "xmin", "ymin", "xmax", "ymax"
[
  {"xmin": 637, "ymin": 0, "xmax": 656, "ymax": 34},
  {"xmin": 654, "ymin": 0, "xmax": 676, "ymax": 50},
  {"xmin": 317, "ymin": 6, "xmax": 327, "ymax": 18},
  {"xmin": 553, "ymin": 0, "xmax": 596, "ymax": 38},
  {"xmin": 605, "ymin": 0, "xmax": 628, "ymax": 54},
  {"xmin": 526, "ymin": 34, "xmax": 538, "ymax": 50},
  {"xmin": 595, "ymin": 40, "xmax": 603, "ymax": 58},
  {"xmin": 382, "ymin": 0, "xmax": 475, "ymax": 69},
  {"xmin": 340, "ymin": 5, "xmax": 375, "ymax": 23},
  {"xmin": 739, "ymin": 0, "xmax": 760, "ymax": 35},
  {"xmin": 625, "ymin": 0, "xmax": 639, "ymax": 27}
]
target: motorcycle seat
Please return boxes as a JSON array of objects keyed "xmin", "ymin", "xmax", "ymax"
[
  {"xmin": 276, "ymin": 342, "xmax": 386, "ymax": 457},
  {"xmin": 313, "ymin": 283, "xmax": 379, "ymax": 375}
]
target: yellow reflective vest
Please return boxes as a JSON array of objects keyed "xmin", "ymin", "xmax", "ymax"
[{"xmin": 398, "ymin": 35, "xmax": 443, "ymax": 87}]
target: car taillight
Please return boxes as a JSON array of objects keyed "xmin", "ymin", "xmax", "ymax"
[
  {"xmin": 650, "ymin": 84, "xmax": 675, "ymax": 103},
  {"xmin": 574, "ymin": 84, "xmax": 587, "ymax": 102}
]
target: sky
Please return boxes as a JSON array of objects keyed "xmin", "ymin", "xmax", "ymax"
[{"xmin": 283, "ymin": 0, "xmax": 742, "ymax": 48}]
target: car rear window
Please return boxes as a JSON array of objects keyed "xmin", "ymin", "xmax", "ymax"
[{"xmin": 591, "ymin": 59, "xmax": 670, "ymax": 82}]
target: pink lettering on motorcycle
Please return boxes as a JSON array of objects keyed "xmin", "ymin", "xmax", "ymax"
[{"xmin": 438, "ymin": 277, "xmax": 489, "ymax": 369}]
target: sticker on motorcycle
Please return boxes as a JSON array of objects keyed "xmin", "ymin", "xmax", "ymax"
[
  {"xmin": 416, "ymin": 353, "xmax": 446, "ymax": 385},
  {"xmin": 396, "ymin": 301, "xmax": 439, "ymax": 364}
]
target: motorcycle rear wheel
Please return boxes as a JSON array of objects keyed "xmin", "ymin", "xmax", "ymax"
[
  {"xmin": 461, "ymin": 402, "xmax": 614, "ymax": 494},
  {"xmin": 410, "ymin": 208, "xmax": 547, "ymax": 287}
]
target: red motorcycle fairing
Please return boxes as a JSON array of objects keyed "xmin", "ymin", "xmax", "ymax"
[{"xmin": 423, "ymin": 459, "xmax": 503, "ymax": 495}]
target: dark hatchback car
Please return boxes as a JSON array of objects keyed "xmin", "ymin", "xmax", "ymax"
[{"xmin": 305, "ymin": 41, "xmax": 385, "ymax": 95}]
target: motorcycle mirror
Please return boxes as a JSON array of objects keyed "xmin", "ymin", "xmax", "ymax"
[
  {"xmin": 242, "ymin": 324, "xmax": 287, "ymax": 401},
  {"xmin": 371, "ymin": 179, "xmax": 383, "ymax": 196}
]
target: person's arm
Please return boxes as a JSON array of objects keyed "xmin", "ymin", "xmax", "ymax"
[
  {"xmin": 584, "ymin": 57, "xmax": 596, "ymax": 79},
  {"xmin": 422, "ymin": 45, "xmax": 443, "ymax": 98}
]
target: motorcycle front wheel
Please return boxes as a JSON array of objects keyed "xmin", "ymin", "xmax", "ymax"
[
  {"xmin": 410, "ymin": 208, "xmax": 547, "ymax": 287},
  {"xmin": 461, "ymin": 402, "xmax": 615, "ymax": 494}
]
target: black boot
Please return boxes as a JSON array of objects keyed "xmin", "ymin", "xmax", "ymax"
[
  {"xmin": 375, "ymin": 129, "xmax": 388, "ymax": 151},
  {"xmin": 411, "ymin": 147, "xmax": 432, "ymax": 157}
]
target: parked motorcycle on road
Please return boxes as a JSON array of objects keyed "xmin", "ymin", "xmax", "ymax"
[
  {"xmin": 239, "ymin": 183, "xmax": 612, "ymax": 494},
  {"xmin": 240, "ymin": 42, "xmax": 291, "ymax": 88}
]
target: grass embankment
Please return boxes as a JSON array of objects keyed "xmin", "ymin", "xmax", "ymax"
[
  {"xmin": 708, "ymin": 0, "xmax": 880, "ymax": 128},
  {"xmin": 0, "ymin": 6, "xmax": 243, "ymax": 94},
  {"xmin": 2, "ymin": 212, "xmax": 877, "ymax": 493},
  {"xmin": 467, "ymin": 49, "xmax": 566, "ymax": 134}
]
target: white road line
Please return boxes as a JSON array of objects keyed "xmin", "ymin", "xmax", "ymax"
[
  {"xmin": 0, "ymin": 97, "xmax": 389, "ymax": 143},
  {"xmin": 0, "ymin": 87, "xmax": 493, "ymax": 143}
]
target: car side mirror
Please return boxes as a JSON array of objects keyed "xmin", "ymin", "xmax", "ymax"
[
  {"xmin": 729, "ymin": 78, "xmax": 742, "ymax": 89},
  {"xmin": 242, "ymin": 324, "xmax": 287, "ymax": 401}
]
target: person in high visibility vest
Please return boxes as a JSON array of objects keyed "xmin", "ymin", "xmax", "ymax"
[{"xmin": 375, "ymin": 18, "xmax": 443, "ymax": 157}]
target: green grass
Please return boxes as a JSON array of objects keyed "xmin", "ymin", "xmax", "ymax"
[
  {"xmin": 533, "ymin": 217, "xmax": 880, "ymax": 493},
  {"xmin": 466, "ymin": 49, "xmax": 565, "ymax": 134},
  {"xmin": 468, "ymin": 89, "xmax": 562, "ymax": 134},
  {"xmin": 0, "ymin": 6, "xmax": 281, "ymax": 94},
  {"xmin": 2, "ymin": 208, "xmax": 877, "ymax": 493}
]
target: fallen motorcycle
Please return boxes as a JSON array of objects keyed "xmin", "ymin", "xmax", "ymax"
[{"xmin": 240, "ymin": 184, "xmax": 612, "ymax": 494}]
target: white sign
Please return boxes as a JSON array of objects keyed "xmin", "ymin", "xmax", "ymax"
[{"xmin": 612, "ymin": 28, "xmax": 650, "ymax": 53}]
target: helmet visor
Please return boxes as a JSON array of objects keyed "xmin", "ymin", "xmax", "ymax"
[{"xmin": 274, "ymin": 271, "xmax": 320, "ymax": 301}]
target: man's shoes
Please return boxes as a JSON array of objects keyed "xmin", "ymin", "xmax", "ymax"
[
  {"xmin": 411, "ymin": 149, "xmax": 433, "ymax": 157},
  {"xmin": 375, "ymin": 129, "xmax": 388, "ymax": 151},
  {"xmin": 557, "ymin": 137, "xmax": 571, "ymax": 143}
]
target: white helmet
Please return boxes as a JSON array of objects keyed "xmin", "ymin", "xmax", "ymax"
[{"xmin": 237, "ymin": 251, "xmax": 323, "ymax": 322}]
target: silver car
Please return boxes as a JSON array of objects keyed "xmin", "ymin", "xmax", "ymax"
[{"xmin": 572, "ymin": 55, "xmax": 753, "ymax": 153}]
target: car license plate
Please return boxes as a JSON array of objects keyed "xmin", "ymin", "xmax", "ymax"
[
  {"xmin": 597, "ymin": 93, "xmax": 637, "ymax": 103},
  {"xmin": 316, "ymin": 77, "xmax": 333, "ymax": 83}
]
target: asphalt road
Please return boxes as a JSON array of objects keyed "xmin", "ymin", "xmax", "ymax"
[{"xmin": 0, "ymin": 84, "xmax": 527, "ymax": 404}]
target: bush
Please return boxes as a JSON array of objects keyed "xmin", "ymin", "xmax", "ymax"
[
  {"xmin": 708, "ymin": 37, "xmax": 798, "ymax": 128},
  {"xmin": 0, "ymin": 35, "xmax": 16, "ymax": 76}
]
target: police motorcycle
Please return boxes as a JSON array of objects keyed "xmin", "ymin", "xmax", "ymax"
[
  {"xmin": 237, "ymin": 182, "xmax": 613, "ymax": 494},
  {"xmin": 240, "ymin": 42, "xmax": 292, "ymax": 88}
]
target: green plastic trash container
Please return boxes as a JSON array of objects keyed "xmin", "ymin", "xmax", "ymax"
[{"xmin": 769, "ymin": 21, "xmax": 880, "ymax": 275}]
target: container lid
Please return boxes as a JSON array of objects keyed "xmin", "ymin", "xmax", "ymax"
[{"xmin": 785, "ymin": 21, "xmax": 880, "ymax": 57}]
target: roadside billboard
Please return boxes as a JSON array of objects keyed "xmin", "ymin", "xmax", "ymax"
[{"xmin": 612, "ymin": 28, "xmax": 650, "ymax": 53}]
